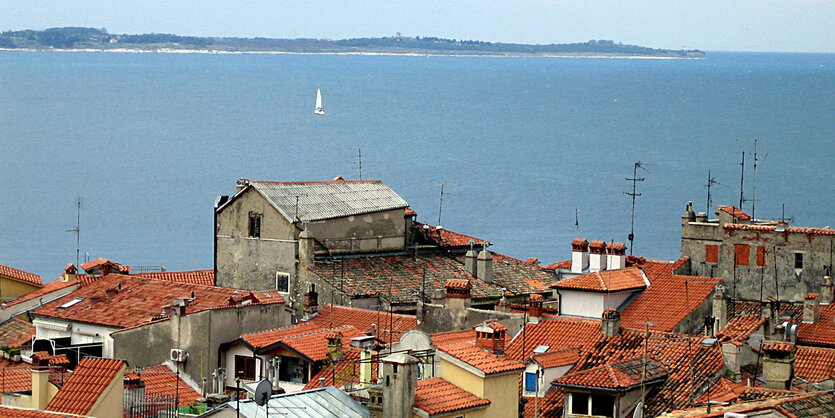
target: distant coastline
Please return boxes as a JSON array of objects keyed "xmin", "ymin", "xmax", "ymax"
[{"xmin": 0, "ymin": 27, "xmax": 706, "ymax": 59}]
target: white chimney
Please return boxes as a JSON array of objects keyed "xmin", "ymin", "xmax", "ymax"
[
  {"xmin": 571, "ymin": 239, "xmax": 589, "ymax": 273},
  {"xmin": 606, "ymin": 242, "xmax": 627, "ymax": 270},
  {"xmin": 589, "ymin": 240, "xmax": 607, "ymax": 272}
]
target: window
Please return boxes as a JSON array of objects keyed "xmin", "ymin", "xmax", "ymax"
[
  {"xmin": 705, "ymin": 245, "xmax": 719, "ymax": 263},
  {"xmin": 525, "ymin": 372, "xmax": 537, "ymax": 392},
  {"xmin": 756, "ymin": 246, "xmax": 767, "ymax": 267},
  {"xmin": 234, "ymin": 355, "xmax": 256, "ymax": 380},
  {"xmin": 571, "ymin": 393, "xmax": 589, "ymax": 415},
  {"xmin": 591, "ymin": 393, "xmax": 615, "ymax": 417},
  {"xmin": 248, "ymin": 212, "xmax": 262, "ymax": 238},
  {"xmin": 795, "ymin": 253, "xmax": 804, "ymax": 269},
  {"xmin": 276, "ymin": 272, "xmax": 290, "ymax": 293},
  {"xmin": 734, "ymin": 244, "xmax": 750, "ymax": 266}
]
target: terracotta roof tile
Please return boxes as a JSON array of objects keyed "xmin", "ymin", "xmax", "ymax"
[
  {"xmin": 0, "ymin": 264, "xmax": 42, "ymax": 286},
  {"xmin": 716, "ymin": 315, "xmax": 766, "ymax": 343},
  {"xmin": 413, "ymin": 377, "xmax": 490, "ymax": 416},
  {"xmin": 506, "ymin": 317, "xmax": 606, "ymax": 362},
  {"xmin": 724, "ymin": 223, "xmax": 835, "ymax": 236},
  {"xmin": 305, "ymin": 304, "xmax": 417, "ymax": 341},
  {"xmin": 438, "ymin": 341, "xmax": 524, "ymax": 375},
  {"xmin": 796, "ymin": 346, "xmax": 835, "ymax": 383},
  {"xmin": 718, "ymin": 206, "xmax": 752, "ymax": 220},
  {"xmin": 282, "ymin": 326, "xmax": 366, "ymax": 361},
  {"xmin": 241, "ymin": 323, "xmax": 322, "ymax": 350},
  {"xmin": 0, "ymin": 368, "xmax": 32, "ymax": 392},
  {"xmin": 552, "ymin": 267, "xmax": 646, "ymax": 292},
  {"xmin": 302, "ymin": 348, "xmax": 378, "ymax": 390},
  {"xmin": 46, "ymin": 357, "xmax": 125, "ymax": 415},
  {"xmin": 444, "ymin": 279, "xmax": 471, "ymax": 290},
  {"xmin": 571, "ymin": 238, "xmax": 589, "ymax": 247},
  {"xmin": 620, "ymin": 268, "xmax": 721, "ymax": 332},
  {"xmin": 797, "ymin": 303, "xmax": 835, "ymax": 347},
  {"xmin": 2, "ymin": 279, "xmax": 78, "ymax": 308},
  {"xmin": 554, "ymin": 358, "xmax": 666, "ymax": 390},
  {"xmin": 431, "ymin": 329, "xmax": 477, "ymax": 348},
  {"xmin": 0, "ymin": 406, "xmax": 76, "ymax": 417},
  {"xmin": 532, "ymin": 348, "xmax": 580, "ymax": 369},
  {"xmin": 541, "ymin": 260, "xmax": 572, "ymax": 270},
  {"xmin": 34, "ymin": 273, "xmax": 284, "ymax": 329},
  {"xmin": 127, "ymin": 365, "xmax": 201, "ymax": 407},
  {"xmin": 0, "ymin": 318, "xmax": 35, "ymax": 349},
  {"xmin": 405, "ymin": 207, "xmax": 417, "ymax": 216},
  {"xmin": 762, "ymin": 340, "xmax": 795, "ymax": 354},
  {"xmin": 416, "ymin": 222, "xmax": 485, "ymax": 247},
  {"xmin": 133, "ymin": 270, "xmax": 214, "ymax": 286},
  {"xmin": 522, "ymin": 387, "xmax": 563, "ymax": 417}
]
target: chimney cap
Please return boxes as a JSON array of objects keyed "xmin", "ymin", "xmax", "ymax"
[
  {"xmin": 571, "ymin": 238, "xmax": 589, "ymax": 247},
  {"xmin": 805, "ymin": 293, "xmax": 820, "ymax": 300}
]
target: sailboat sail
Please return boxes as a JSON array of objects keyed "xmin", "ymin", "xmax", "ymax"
[{"xmin": 314, "ymin": 88, "xmax": 324, "ymax": 115}]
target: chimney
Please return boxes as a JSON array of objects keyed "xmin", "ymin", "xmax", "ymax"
[
  {"xmin": 476, "ymin": 246, "xmax": 493, "ymax": 284},
  {"xmin": 172, "ymin": 298, "xmax": 188, "ymax": 316},
  {"xmin": 821, "ymin": 276, "xmax": 833, "ymax": 304},
  {"xmin": 713, "ymin": 285, "xmax": 728, "ymax": 331},
  {"xmin": 722, "ymin": 342, "xmax": 743, "ymax": 382},
  {"xmin": 495, "ymin": 291, "xmax": 511, "ymax": 313},
  {"xmin": 588, "ymin": 240, "xmax": 607, "ymax": 272},
  {"xmin": 31, "ymin": 352, "xmax": 52, "ymax": 410},
  {"xmin": 571, "ymin": 239, "xmax": 589, "ymax": 273},
  {"xmin": 381, "ymin": 353, "xmax": 419, "ymax": 418},
  {"xmin": 464, "ymin": 241, "xmax": 478, "ymax": 277},
  {"xmin": 326, "ymin": 331, "xmax": 343, "ymax": 362},
  {"xmin": 528, "ymin": 294, "xmax": 543, "ymax": 324},
  {"xmin": 762, "ymin": 341, "xmax": 796, "ymax": 390},
  {"xmin": 695, "ymin": 212, "xmax": 708, "ymax": 223},
  {"xmin": 601, "ymin": 309, "xmax": 621, "ymax": 337},
  {"xmin": 475, "ymin": 320, "xmax": 507, "ymax": 355},
  {"xmin": 298, "ymin": 224, "xmax": 315, "ymax": 273},
  {"xmin": 360, "ymin": 348, "xmax": 373, "ymax": 386},
  {"xmin": 606, "ymin": 242, "xmax": 627, "ymax": 270},
  {"xmin": 443, "ymin": 279, "xmax": 472, "ymax": 312},
  {"xmin": 63, "ymin": 264, "xmax": 77, "ymax": 282},
  {"xmin": 802, "ymin": 293, "xmax": 820, "ymax": 324},
  {"xmin": 236, "ymin": 178, "xmax": 250, "ymax": 194},
  {"xmin": 682, "ymin": 201, "xmax": 696, "ymax": 224},
  {"xmin": 303, "ymin": 284, "xmax": 318, "ymax": 317}
]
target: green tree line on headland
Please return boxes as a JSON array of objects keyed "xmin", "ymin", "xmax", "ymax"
[{"xmin": 0, "ymin": 27, "xmax": 705, "ymax": 58}]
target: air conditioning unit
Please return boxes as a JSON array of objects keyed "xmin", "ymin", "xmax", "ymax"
[{"xmin": 170, "ymin": 349, "xmax": 188, "ymax": 363}]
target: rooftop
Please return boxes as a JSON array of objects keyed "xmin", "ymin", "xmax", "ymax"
[
  {"xmin": 46, "ymin": 357, "xmax": 126, "ymax": 415},
  {"xmin": 553, "ymin": 358, "xmax": 667, "ymax": 390},
  {"xmin": 437, "ymin": 341, "xmax": 524, "ymax": 375},
  {"xmin": 715, "ymin": 315, "xmax": 766, "ymax": 343},
  {"xmin": 532, "ymin": 348, "xmax": 581, "ymax": 369},
  {"xmin": 551, "ymin": 267, "xmax": 647, "ymax": 293},
  {"xmin": 718, "ymin": 205, "xmax": 752, "ymax": 221},
  {"xmin": 797, "ymin": 303, "xmax": 835, "ymax": 347},
  {"xmin": 0, "ymin": 264, "xmax": 42, "ymax": 286},
  {"xmin": 132, "ymin": 269, "xmax": 214, "ymax": 286},
  {"xmin": 415, "ymin": 221, "xmax": 485, "ymax": 248},
  {"xmin": 796, "ymin": 346, "xmax": 835, "ymax": 383},
  {"xmin": 724, "ymin": 223, "xmax": 835, "ymax": 236},
  {"xmin": 246, "ymin": 178, "xmax": 408, "ymax": 222},
  {"xmin": 413, "ymin": 377, "xmax": 490, "ymax": 416},
  {"xmin": 1, "ymin": 278, "xmax": 78, "ymax": 308},
  {"xmin": 304, "ymin": 304, "xmax": 417, "ymax": 340},
  {"xmin": 0, "ymin": 318, "xmax": 35, "ymax": 348},
  {"xmin": 505, "ymin": 317, "xmax": 606, "ymax": 362},
  {"xmin": 228, "ymin": 386, "xmax": 369, "ymax": 418},
  {"xmin": 34, "ymin": 273, "xmax": 285, "ymax": 329},
  {"xmin": 125, "ymin": 365, "xmax": 201, "ymax": 407}
]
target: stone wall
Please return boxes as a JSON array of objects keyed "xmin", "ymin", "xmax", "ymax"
[{"xmin": 417, "ymin": 302, "xmax": 524, "ymax": 335}]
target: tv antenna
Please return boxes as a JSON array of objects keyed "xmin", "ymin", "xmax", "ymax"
[
  {"xmin": 705, "ymin": 170, "xmax": 726, "ymax": 212},
  {"xmin": 64, "ymin": 197, "xmax": 82, "ymax": 268},
  {"xmin": 352, "ymin": 148, "xmax": 363, "ymax": 180},
  {"xmin": 750, "ymin": 139, "xmax": 762, "ymax": 220},
  {"xmin": 737, "ymin": 151, "xmax": 745, "ymax": 212},
  {"xmin": 575, "ymin": 209, "xmax": 580, "ymax": 233},
  {"xmin": 437, "ymin": 181, "xmax": 447, "ymax": 226},
  {"xmin": 624, "ymin": 162, "xmax": 649, "ymax": 255}
]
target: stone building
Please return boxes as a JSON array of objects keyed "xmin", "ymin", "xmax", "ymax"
[{"xmin": 680, "ymin": 202, "xmax": 835, "ymax": 301}]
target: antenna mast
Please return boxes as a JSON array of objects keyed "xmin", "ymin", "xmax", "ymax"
[
  {"xmin": 575, "ymin": 209, "xmax": 580, "ymax": 233},
  {"xmin": 437, "ymin": 182, "xmax": 447, "ymax": 226},
  {"xmin": 738, "ymin": 151, "xmax": 745, "ymax": 213},
  {"xmin": 352, "ymin": 148, "xmax": 363, "ymax": 180},
  {"xmin": 751, "ymin": 140, "xmax": 758, "ymax": 220},
  {"xmin": 625, "ymin": 162, "xmax": 647, "ymax": 255},
  {"xmin": 65, "ymin": 198, "xmax": 82, "ymax": 268}
]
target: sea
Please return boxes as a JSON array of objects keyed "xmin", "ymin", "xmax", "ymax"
[{"xmin": 1, "ymin": 51, "xmax": 833, "ymax": 281}]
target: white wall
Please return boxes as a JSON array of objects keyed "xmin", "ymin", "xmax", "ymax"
[
  {"xmin": 559, "ymin": 290, "xmax": 637, "ymax": 318},
  {"xmin": 223, "ymin": 343, "xmax": 263, "ymax": 388}
]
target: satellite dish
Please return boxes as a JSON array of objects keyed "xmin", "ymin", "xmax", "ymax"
[
  {"xmin": 254, "ymin": 380, "xmax": 272, "ymax": 406},
  {"xmin": 632, "ymin": 402, "xmax": 643, "ymax": 418}
]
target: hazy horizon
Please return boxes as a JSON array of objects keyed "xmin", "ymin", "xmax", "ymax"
[{"xmin": 3, "ymin": 1, "xmax": 834, "ymax": 54}]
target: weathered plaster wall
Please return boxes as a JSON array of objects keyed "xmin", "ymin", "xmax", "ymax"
[
  {"xmin": 308, "ymin": 208, "xmax": 406, "ymax": 254},
  {"xmin": 216, "ymin": 236, "xmax": 298, "ymax": 291},
  {"xmin": 417, "ymin": 303, "xmax": 524, "ymax": 334}
]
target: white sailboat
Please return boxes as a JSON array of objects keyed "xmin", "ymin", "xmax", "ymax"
[{"xmin": 313, "ymin": 88, "xmax": 325, "ymax": 115}]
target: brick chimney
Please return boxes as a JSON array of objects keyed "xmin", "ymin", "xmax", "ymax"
[
  {"xmin": 326, "ymin": 331, "xmax": 343, "ymax": 362},
  {"xmin": 31, "ymin": 351, "xmax": 52, "ymax": 410},
  {"xmin": 606, "ymin": 242, "xmax": 627, "ymax": 270},
  {"xmin": 588, "ymin": 240, "xmax": 607, "ymax": 272},
  {"xmin": 601, "ymin": 309, "xmax": 621, "ymax": 337},
  {"xmin": 571, "ymin": 238, "xmax": 589, "ymax": 274},
  {"xmin": 713, "ymin": 285, "xmax": 728, "ymax": 331},
  {"xmin": 476, "ymin": 246, "xmax": 493, "ymax": 284},
  {"xmin": 821, "ymin": 276, "xmax": 833, "ymax": 304},
  {"xmin": 63, "ymin": 264, "xmax": 77, "ymax": 282},
  {"xmin": 762, "ymin": 341, "xmax": 796, "ymax": 390},
  {"xmin": 528, "ymin": 294, "xmax": 543, "ymax": 324},
  {"xmin": 475, "ymin": 320, "xmax": 507, "ymax": 355},
  {"xmin": 802, "ymin": 293, "xmax": 820, "ymax": 324}
]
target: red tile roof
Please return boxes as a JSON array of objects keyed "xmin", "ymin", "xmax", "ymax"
[
  {"xmin": 282, "ymin": 326, "xmax": 366, "ymax": 361},
  {"xmin": 413, "ymin": 377, "xmax": 490, "ymax": 416},
  {"xmin": 133, "ymin": 270, "xmax": 214, "ymax": 286},
  {"xmin": 444, "ymin": 279, "xmax": 471, "ymax": 290},
  {"xmin": 571, "ymin": 238, "xmax": 588, "ymax": 247},
  {"xmin": 762, "ymin": 340, "xmax": 795, "ymax": 354},
  {"xmin": 532, "ymin": 348, "xmax": 580, "ymax": 369},
  {"xmin": 506, "ymin": 317, "xmax": 606, "ymax": 362},
  {"xmin": 797, "ymin": 303, "xmax": 835, "ymax": 347},
  {"xmin": 0, "ymin": 368, "xmax": 32, "ymax": 392},
  {"xmin": 46, "ymin": 357, "xmax": 125, "ymax": 415},
  {"xmin": 241, "ymin": 323, "xmax": 323, "ymax": 350},
  {"xmin": 431, "ymin": 329, "xmax": 477, "ymax": 348},
  {"xmin": 795, "ymin": 346, "xmax": 835, "ymax": 383},
  {"xmin": 416, "ymin": 222, "xmax": 485, "ymax": 247},
  {"xmin": 554, "ymin": 358, "xmax": 666, "ymax": 390},
  {"xmin": 0, "ymin": 318, "xmax": 35, "ymax": 349},
  {"xmin": 620, "ymin": 268, "xmax": 721, "ymax": 332},
  {"xmin": 304, "ymin": 304, "xmax": 417, "ymax": 341},
  {"xmin": 34, "ymin": 273, "xmax": 284, "ymax": 329},
  {"xmin": 552, "ymin": 267, "xmax": 646, "ymax": 292},
  {"xmin": 716, "ymin": 315, "xmax": 766, "ymax": 343},
  {"xmin": 126, "ymin": 365, "xmax": 201, "ymax": 407},
  {"xmin": 718, "ymin": 206, "xmax": 752, "ymax": 220},
  {"xmin": 79, "ymin": 257, "xmax": 129, "ymax": 273},
  {"xmin": 0, "ymin": 264, "xmax": 42, "ymax": 286},
  {"xmin": 522, "ymin": 387, "xmax": 563, "ymax": 417},
  {"xmin": 541, "ymin": 260, "xmax": 572, "ymax": 270},
  {"xmin": 405, "ymin": 207, "xmax": 417, "ymax": 216},
  {"xmin": 2, "ymin": 278, "xmax": 78, "ymax": 308},
  {"xmin": 302, "ymin": 347, "xmax": 378, "ymax": 390},
  {"xmin": 0, "ymin": 406, "xmax": 74, "ymax": 417},
  {"xmin": 438, "ymin": 341, "xmax": 524, "ymax": 375},
  {"xmin": 724, "ymin": 223, "xmax": 835, "ymax": 236}
]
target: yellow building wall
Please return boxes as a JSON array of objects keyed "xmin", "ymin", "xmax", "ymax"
[
  {"xmin": 436, "ymin": 358, "xmax": 519, "ymax": 418},
  {"xmin": 88, "ymin": 365, "xmax": 126, "ymax": 418},
  {"xmin": 0, "ymin": 276, "xmax": 41, "ymax": 301},
  {"xmin": 439, "ymin": 358, "xmax": 486, "ymax": 397}
]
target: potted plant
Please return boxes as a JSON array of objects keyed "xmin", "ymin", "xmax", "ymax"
[
  {"xmin": 0, "ymin": 345, "xmax": 9, "ymax": 359},
  {"xmin": 7, "ymin": 348, "xmax": 20, "ymax": 362}
]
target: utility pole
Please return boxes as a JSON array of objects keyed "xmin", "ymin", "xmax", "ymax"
[
  {"xmin": 65, "ymin": 198, "xmax": 82, "ymax": 268},
  {"xmin": 625, "ymin": 162, "xmax": 647, "ymax": 255}
]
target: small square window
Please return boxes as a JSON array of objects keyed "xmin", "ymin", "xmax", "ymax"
[
  {"xmin": 276, "ymin": 272, "xmax": 290, "ymax": 293},
  {"xmin": 234, "ymin": 355, "xmax": 256, "ymax": 380},
  {"xmin": 734, "ymin": 244, "xmax": 750, "ymax": 266},
  {"xmin": 525, "ymin": 372, "xmax": 537, "ymax": 392},
  {"xmin": 705, "ymin": 245, "xmax": 719, "ymax": 263}
]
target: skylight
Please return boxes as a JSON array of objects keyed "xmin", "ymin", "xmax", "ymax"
[
  {"xmin": 533, "ymin": 345, "xmax": 550, "ymax": 354},
  {"xmin": 58, "ymin": 297, "xmax": 84, "ymax": 309}
]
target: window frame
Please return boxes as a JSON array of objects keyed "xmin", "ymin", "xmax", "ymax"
[
  {"xmin": 234, "ymin": 355, "xmax": 256, "ymax": 381},
  {"xmin": 248, "ymin": 211, "xmax": 262, "ymax": 238}
]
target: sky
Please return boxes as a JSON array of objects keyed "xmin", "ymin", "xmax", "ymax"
[{"xmin": 3, "ymin": 1, "xmax": 835, "ymax": 53}]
